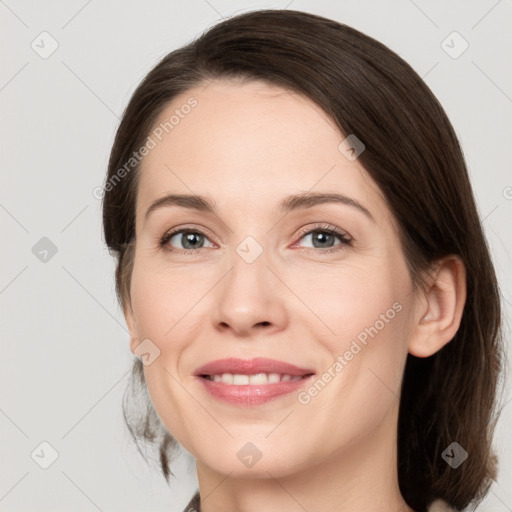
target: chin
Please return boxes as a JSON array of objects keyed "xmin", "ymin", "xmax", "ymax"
[{"xmin": 194, "ymin": 441, "xmax": 311, "ymax": 479}]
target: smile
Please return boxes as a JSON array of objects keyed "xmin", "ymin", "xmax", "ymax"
[
  {"xmin": 194, "ymin": 358, "xmax": 315, "ymax": 406},
  {"xmin": 203, "ymin": 373, "xmax": 304, "ymax": 384}
]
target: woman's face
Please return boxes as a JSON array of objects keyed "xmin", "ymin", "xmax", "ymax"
[{"xmin": 125, "ymin": 79, "xmax": 424, "ymax": 477}]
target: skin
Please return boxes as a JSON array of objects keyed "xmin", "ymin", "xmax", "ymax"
[{"xmin": 123, "ymin": 79, "xmax": 467, "ymax": 512}]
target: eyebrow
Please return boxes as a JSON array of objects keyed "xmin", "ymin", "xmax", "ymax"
[{"xmin": 144, "ymin": 192, "xmax": 375, "ymax": 222}]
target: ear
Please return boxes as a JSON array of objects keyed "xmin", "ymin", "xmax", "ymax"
[
  {"xmin": 123, "ymin": 300, "xmax": 140, "ymax": 355},
  {"xmin": 408, "ymin": 255, "xmax": 467, "ymax": 358}
]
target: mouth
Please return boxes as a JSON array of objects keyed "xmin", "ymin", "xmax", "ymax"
[
  {"xmin": 194, "ymin": 358, "xmax": 315, "ymax": 406},
  {"xmin": 202, "ymin": 372, "xmax": 307, "ymax": 384}
]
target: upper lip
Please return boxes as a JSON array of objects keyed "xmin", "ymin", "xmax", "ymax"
[{"xmin": 194, "ymin": 357, "xmax": 315, "ymax": 377}]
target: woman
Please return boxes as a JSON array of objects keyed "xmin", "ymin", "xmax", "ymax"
[{"xmin": 101, "ymin": 9, "xmax": 504, "ymax": 512}]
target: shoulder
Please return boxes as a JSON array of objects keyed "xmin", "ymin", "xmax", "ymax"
[{"xmin": 427, "ymin": 499, "xmax": 458, "ymax": 512}]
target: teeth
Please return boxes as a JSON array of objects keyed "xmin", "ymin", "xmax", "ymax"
[
  {"xmin": 233, "ymin": 374, "xmax": 249, "ymax": 385},
  {"xmin": 207, "ymin": 373, "xmax": 303, "ymax": 385},
  {"xmin": 221, "ymin": 373, "xmax": 233, "ymax": 384},
  {"xmin": 249, "ymin": 373, "xmax": 268, "ymax": 385},
  {"xmin": 268, "ymin": 372, "xmax": 281, "ymax": 383}
]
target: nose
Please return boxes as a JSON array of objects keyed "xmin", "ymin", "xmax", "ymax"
[{"xmin": 209, "ymin": 251, "xmax": 288, "ymax": 338}]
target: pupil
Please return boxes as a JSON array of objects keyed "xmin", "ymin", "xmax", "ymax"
[
  {"xmin": 184, "ymin": 232, "xmax": 202, "ymax": 249},
  {"xmin": 314, "ymin": 232, "xmax": 333, "ymax": 248}
]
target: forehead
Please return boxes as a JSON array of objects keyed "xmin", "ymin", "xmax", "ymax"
[{"xmin": 135, "ymin": 79, "xmax": 388, "ymax": 224}]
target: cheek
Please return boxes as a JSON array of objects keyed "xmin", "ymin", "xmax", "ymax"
[
  {"xmin": 128, "ymin": 258, "xmax": 213, "ymax": 448},
  {"xmin": 291, "ymin": 258, "xmax": 411, "ymax": 413},
  {"xmin": 291, "ymin": 259, "xmax": 407, "ymax": 348},
  {"xmin": 129, "ymin": 257, "xmax": 203, "ymax": 346}
]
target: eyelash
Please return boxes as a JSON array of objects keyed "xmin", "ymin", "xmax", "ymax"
[{"xmin": 158, "ymin": 223, "xmax": 353, "ymax": 256}]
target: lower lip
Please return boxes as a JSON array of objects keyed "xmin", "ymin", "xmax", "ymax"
[{"xmin": 197, "ymin": 375, "xmax": 315, "ymax": 406}]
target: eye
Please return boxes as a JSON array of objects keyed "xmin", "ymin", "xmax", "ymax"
[
  {"xmin": 293, "ymin": 224, "xmax": 353, "ymax": 254},
  {"xmin": 159, "ymin": 227, "xmax": 215, "ymax": 253},
  {"xmin": 158, "ymin": 223, "xmax": 353, "ymax": 255}
]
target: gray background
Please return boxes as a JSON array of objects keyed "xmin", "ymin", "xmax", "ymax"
[{"xmin": 1, "ymin": 0, "xmax": 511, "ymax": 510}]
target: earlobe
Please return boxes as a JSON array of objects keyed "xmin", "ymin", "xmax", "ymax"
[{"xmin": 408, "ymin": 255, "xmax": 467, "ymax": 358}]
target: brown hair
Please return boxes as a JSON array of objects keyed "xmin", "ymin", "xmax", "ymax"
[{"xmin": 102, "ymin": 9, "xmax": 505, "ymax": 511}]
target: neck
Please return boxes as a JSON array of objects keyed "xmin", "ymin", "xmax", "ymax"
[{"xmin": 194, "ymin": 402, "xmax": 414, "ymax": 512}]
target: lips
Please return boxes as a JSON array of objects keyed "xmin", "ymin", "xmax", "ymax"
[
  {"xmin": 205, "ymin": 373, "xmax": 302, "ymax": 385},
  {"xmin": 195, "ymin": 357, "xmax": 314, "ymax": 378},
  {"xmin": 194, "ymin": 357, "xmax": 315, "ymax": 406}
]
